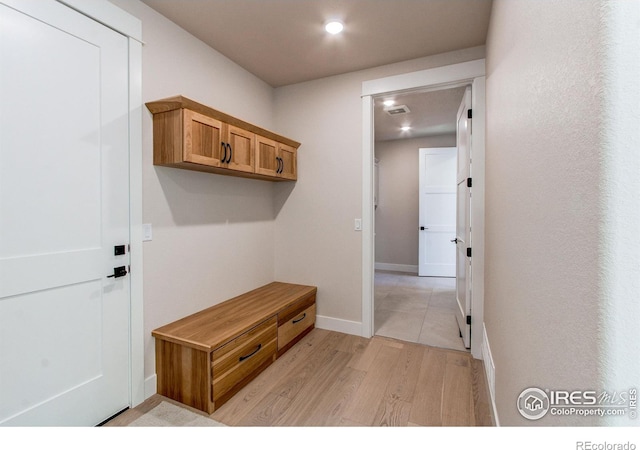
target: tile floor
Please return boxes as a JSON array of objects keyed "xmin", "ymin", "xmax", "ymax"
[{"xmin": 374, "ymin": 270, "xmax": 468, "ymax": 352}]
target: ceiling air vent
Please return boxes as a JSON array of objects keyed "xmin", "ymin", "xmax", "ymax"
[{"xmin": 385, "ymin": 105, "xmax": 411, "ymax": 115}]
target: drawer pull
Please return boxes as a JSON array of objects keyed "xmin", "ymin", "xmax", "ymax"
[
  {"xmin": 292, "ymin": 313, "xmax": 306, "ymax": 324},
  {"xmin": 239, "ymin": 343, "xmax": 262, "ymax": 362}
]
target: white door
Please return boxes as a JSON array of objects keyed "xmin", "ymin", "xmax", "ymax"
[
  {"xmin": 0, "ymin": 0, "xmax": 130, "ymax": 425},
  {"xmin": 454, "ymin": 87, "xmax": 472, "ymax": 349},
  {"xmin": 418, "ymin": 148, "xmax": 456, "ymax": 277}
]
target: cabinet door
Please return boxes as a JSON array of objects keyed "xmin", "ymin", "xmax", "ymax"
[
  {"xmin": 225, "ymin": 125, "xmax": 255, "ymax": 174},
  {"xmin": 183, "ymin": 109, "xmax": 224, "ymax": 167},
  {"xmin": 255, "ymin": 135, "xmax": 279, "ymax": 177},
  {"xmin": 278, "ymin": 143, "xmax": 297, "ymax": 181}
]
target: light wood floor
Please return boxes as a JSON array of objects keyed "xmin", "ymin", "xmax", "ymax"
[{"xmin": 105, "ymin": 328, "xmax": 493, "ymax": 427}]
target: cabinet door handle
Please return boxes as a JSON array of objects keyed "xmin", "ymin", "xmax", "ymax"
[
  {"xmin": 292, "ymin": 313, "xmax": 306, "ymax": 324},
  {"xmin": 221, "ymin": 142, "xmax": 227, "ymax": 163},
  {"xmin": 276, "ymin": 157, "xmax": 283, "ymax": 174},
  {"xmin": 239, "ymin": 343, "xmax": 262, "ymax": 362},
  {"xmin": 226, "ymin": 143, "xmax": 232, "ymax": 164}
]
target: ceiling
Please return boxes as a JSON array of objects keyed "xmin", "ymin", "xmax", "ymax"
[
  {"xmin": 374, "ymin": 86, "xmax": 467, "ymax": 141},
  {"xmin": 141, "ymin": 0, "xmax": 492, "ymax": 141}
]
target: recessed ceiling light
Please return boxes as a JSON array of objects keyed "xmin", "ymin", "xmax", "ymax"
[
  {"xmin": 383, "ymin": 100, "xmax": 395, "ymax": 107},
  {"xmin": 325, "ymin": 21, "xmax": 344, "ymax": 35},
  {"xmin": 401, "ymin": 126, "xmax": 411, "ymax": 131}
]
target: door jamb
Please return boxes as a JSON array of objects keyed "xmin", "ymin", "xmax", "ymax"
[{"xmin": 361, "ymin": 59, "xmax": 485, "ymax": 359}]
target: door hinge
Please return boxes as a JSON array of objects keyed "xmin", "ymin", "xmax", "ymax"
[
  {"xmin": 466, "ymin": 315, "xmax": 471, "ymax": 325},
  {"xmin": 467, "ymin": 177, "xmax": 472, "ymax": 188},
  {"xmin": 467, "ymin": 247, "xmax": 472, "ymax": 258},
  {"xmin": 467, "ymin": 109, "xmax": 472, "ymax": 119}
]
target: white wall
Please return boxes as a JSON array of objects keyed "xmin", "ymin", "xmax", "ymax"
[
  {"xmin": 485, "ymin": 0, "xmax": 640, "ymax": 426},
  {"xmin": 375, "ymin": 135, "xmax": 456, "ymax": 268},
  {"xmin": 109, "ymin": 0, "xmax": 279, "ymax": 387},
  {"xmin": 273, "ymin": 47, "xmax": 484, "ymax": 328}
]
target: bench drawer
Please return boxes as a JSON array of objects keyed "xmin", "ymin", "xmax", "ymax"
[
  {"xmin": 278, "ymin": 302, "xmax": 316, "ymax": 351},
  {"xmin": 211, "ymin": 316, "xmax": 277, "ymax": 404}
]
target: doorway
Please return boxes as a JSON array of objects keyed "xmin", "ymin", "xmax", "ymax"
[
  {"xmin": 372, "ymin": 88, "xmax": 466, "ymax": 352},
  {"xmin": 361, "ymin": 59, "xmax": 486, "ymax": 359}
]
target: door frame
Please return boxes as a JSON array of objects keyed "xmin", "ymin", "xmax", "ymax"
[
  {"xmin": 361, "ymin": 59, "xmax": 485, "ymax": 359},
  {"xmin": 58, "ymin": 0, "xmax": 145, "ymax": 407}
]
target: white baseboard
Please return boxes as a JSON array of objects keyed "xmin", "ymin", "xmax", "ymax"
[
  {"xmin": 315, "ymin": 315, "xmax": 362, "ymax": 336},
  {"xmin": 482, "ymin": 324, "xmax": 499, "ymax": 426},
  {"xmin": 144, "ymin": 374, "xmax": 157, "ymax": 400},
  {"xmin": 375, "ymin": 263, "xmax": 418, "ymax": 274}
]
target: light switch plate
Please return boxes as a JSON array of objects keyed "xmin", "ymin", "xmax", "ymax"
[
  {"xmin": 143, "ymin": 223, "xmax": 152, "ymax": 241},
  {"xmin": 354, "ymin": 218, "xmax": 362, "ymax": 231}
]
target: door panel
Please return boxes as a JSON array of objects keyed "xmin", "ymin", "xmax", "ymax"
[
  {"xmin": 455, "ymin": 86, "xmax": 472, "ymax": 349},
  {"xmin": 0, "ymin": 0, "xmax": 130, "ymax": 425},
  {"xmin": 278, "ymin": 143, "xmax": 297, "ymax": 180},
  {"xmin": 418, "ymin": 148, "xmax": 456, "ymax": 277},
  {"xmin": 184, "ymin": 109, "xmax": 224, "ymax": 166},
  {"xmin": 255, "ymin": 135, "xmax": 278, "ymax": 177},
  {"xmin": 226, "ymin": 125, "xmax": 254, "ymax": 173}
]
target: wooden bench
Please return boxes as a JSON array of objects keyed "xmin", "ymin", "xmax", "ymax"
[{"xmin": 151, "ymin": 281, "xmax": 317, "ymax": 414}]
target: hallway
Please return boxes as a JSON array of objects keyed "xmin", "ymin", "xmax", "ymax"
[{"xmin": 374, "ymin": 271, "xmax": 467, "ymax": 352}]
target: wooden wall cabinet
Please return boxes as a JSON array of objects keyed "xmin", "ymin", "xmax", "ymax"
[
  {"xmin": 146, "ymin": 96, "xmax": 300, "ymax": 181},
  {"xmin": 152, "ymin": 282, "xmax": 317, "ymax": 414},
  {"xmin": 255, "ymin": 135, "xmax": 297, "ymax": 180}
]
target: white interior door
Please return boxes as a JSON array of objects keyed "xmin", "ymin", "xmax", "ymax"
[
  {"xmin": 418, "ymin": 148, "xmax": 456, "ymax": 277},
  {"xmin": 0, "ymin": 0, "xmax": 130, "ymax": 425},
  {"xmin": 454, "ymin": 86, "xmax": 472, "ymax": 349}
]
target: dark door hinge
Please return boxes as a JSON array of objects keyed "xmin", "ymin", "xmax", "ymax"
[
  {"xmin": 467, "ymin": 109, "xmax": 472, "ymax": 119},
  {"xmin": 467, "ymin": 247, "xmax": 472, "ymax": 258},
  {"xmin": 466, "ymin": 315, "xmax": 471, "ymax": 325},
  {"xmin": 467, "ymin": 177, "xmax": 472, "ymax": 188}
]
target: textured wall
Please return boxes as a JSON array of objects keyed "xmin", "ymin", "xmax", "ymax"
[
  {"xmin": 597, "ymin": 0, "xmax": 640, "ymax": 426},
  {"xmin": 485, "ymin": 0, "xmax": 639, "ymax": 426}
]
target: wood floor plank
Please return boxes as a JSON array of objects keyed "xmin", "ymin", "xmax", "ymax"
[
  {"xmin": 301, "ymin": 365, "xmax": 366, "ymax": 426},
  {"xmin": 271, "ymin": 331, "xmax": 345, "ymax": 400},
  {"xmin": 334, "ymin": 333, "xmax": 369, "ymax": 355},
  {"xmin": 471, "ymin": 357, "xmax": 494, "ymax": 426},
  {"xmin": 382, "ymin": 341, "xmax": 424, "ymax": 402},
  {"xmin": 341, "ymin": 344, "xmax": 401, "ymax": 425},
  {"xmin": 272, "ymin": 350, "xmax": 353, "ymax": 425},
  {"xmin": 441, "ymin": 352, "xmax": 473, "ymax": 426},
  {"xmin": 370, "ymin": 341, "xmax": 424, "ymax": 426},
  {"xmin": 409, "ymin": 347, "xmax": 446, "ymax": 426},
  {"xmin": 373, "ymin": 335, "xmax": 405, "ymax": 349},
  {"xmin": 234, "ymin": 392, "xmax": 292, "ymax": 426},
  {"xmin": 346, "ymin": 335, "xmax": 383, "ymax": 371},
  {"xmin": 373, "ymin": 398, "xmax": 412, "ymax": 426},
  {"xmin": 337, "ymin": 417, "xmax": 368, "ymax": 426}
]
